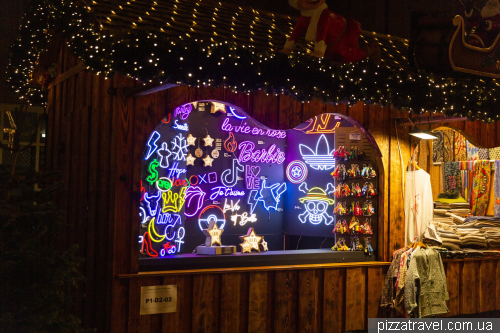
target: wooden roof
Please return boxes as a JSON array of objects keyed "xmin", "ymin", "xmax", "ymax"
[{"xmin": 89, "ymin": 0, "xmax": 410, "ymax": 70}]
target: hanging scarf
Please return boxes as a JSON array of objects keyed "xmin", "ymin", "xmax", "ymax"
[
  {"xmin": 444, "ymin": 161, "xmax": 462, "ymax": 193},
  {"xmin": 494, "ymin": 160, "xmax": 500, "ymax": 217},
  {"xmin": 471, "ymin": 160, "xmax": 492, "ymax": 216}
]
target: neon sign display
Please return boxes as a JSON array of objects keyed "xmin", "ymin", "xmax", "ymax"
[
  {"xmin": 286, "ymin": 160, "xmax": 308, "ymax": 184},
  {"xmin": 141, "ymin": 101, "xmax": 376, "ymax": 257},
  {"xmin": 231, "ymin": 212, "xmax": 258, "ymax": 226},
  {"xmin": 223, "ymin": 198, "xmax": 241, "ymax": 213},
  {"xmin": 248, "ymin": 180, "xmax": 287, "ymax": 214},
  {"xmin": 184, "ymin": 186, "xmax": 206, "ymax": 217},
  {"xmin": 146, "ymin": 159, "xmax": 160, "ymax": 185},
  {"xmin": 209, "ymin": 186, "xmax": 245, "ymax": 201},
  {"xmin": 139, "ymin": 206, "xmax": 147, "ymax": 224},
  {"xmin": 157, "ymin": 142, "xmax": 172, "ymax": 168},
  {"xmin": 198, "ymin": 205, "xmax": 226, "ymax": 230},
  {"xmin": 299, "ymin": 134, "xmax": 336, "ymax": 171},
  {"xmin": 221, "ymin": 118, "xmax": 286, "ymax": 139},
  {"xmin": 167, "ymin": 162, "xmax": 187, "ymax": 179},
  {"xmin": 224, "ymin": 132, "xmax": 238, "ymax": 153},
  {"xmin": 172, "ymin": 119, "xmax": 189, "ymax": 131},
  {"xmin": 162, "ymin": 187, "xmax": 187, "ymax": 213},
  {"xmin": 300, "ymin": 114, "xmax": 341, "ymax": 134},
  {"xmin": 221, "ymin": 159, "xmax": 244, "ymax": 187},
  {"xmin": 156, "ymin": 212, "xmax": 181, "ymax": 225},
  {"xmin": 171, "ymin": 134, "xmax": 188, "ymax": 161},
  {"xmin": 143, "ymin": 191, "xmax": 162, "ymax": 216},
  {"xmin": 175, "ymin": 227, "xmax": 185, "ymax": 253},
  {"xmin": 145, "ymin": 131, "xmax": 160, "ymax": 160},
  {"xmin": 298, "ymin": 183, "xmax": 335, "ymax": 225},
  {"xmin": 238, "ymin": 141, "xmax": 286, "ymax": 164},
  {"xmin": 174, "ymin": 103, "xmax": 192, "ymax": 120},
  {"xmin": 245, "ymin": 165, "xmax": 261, "ymax": 190},
  {"xmin": 229, "ymin": 106, "xmax": 246, "ymax": 120}
]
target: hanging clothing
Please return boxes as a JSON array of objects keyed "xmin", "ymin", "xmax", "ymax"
[
  {"xmin": 404, "ymin": 247, "xmax": 449, "ymax": 318},
  {"xmin": 444, "ymin": 161, "xmax": 462, "ymax": 193},
  {"xmin": 380, "ymin": 247, "xmax": 408, "ymax": 311},
  {"xmin": 471, "ymin": 160, "xmax": 492, "ymax": 216},
  {"xmin": 405, "ymin": 169, "xmax": 434, "ymax": 246},
  {"xmin": 494, "ymin": 160, "xmax": 500, "ymax": 217}
]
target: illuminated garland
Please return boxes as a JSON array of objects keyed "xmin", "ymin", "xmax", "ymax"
[{"xmin": 6, "ymin": 0, "xmax": 500, "ymax": 122}]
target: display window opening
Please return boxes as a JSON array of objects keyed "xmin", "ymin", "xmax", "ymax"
[
  {"xmin": 416, "ymin": 126, "xmax": 498, "ymax": 217},
  {"xmin": 138, "ymin": 100, "xmax": 384, "ymax": 270}
]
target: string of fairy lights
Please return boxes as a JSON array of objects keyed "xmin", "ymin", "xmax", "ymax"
[{"xmin": 5, "ymin": 0, "xmax": 500, "ymax": 122}]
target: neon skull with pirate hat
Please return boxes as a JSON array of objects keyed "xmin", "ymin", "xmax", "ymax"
[{"xmin": 298, "ymin": 183, "xmax": 335, "ymax": 225}]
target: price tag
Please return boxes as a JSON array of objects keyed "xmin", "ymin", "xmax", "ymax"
[{"xmin": 140, "ymin": 285, "xmax": 177, "ymax": 315}]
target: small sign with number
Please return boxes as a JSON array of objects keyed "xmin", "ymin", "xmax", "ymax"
[
  {"xmin": 140, "ymin": 285, "xmax": 177, "ymax": 315},
  {"xmin": 349, "ymin": 132, "xmax": 361, "ymax": 141}
]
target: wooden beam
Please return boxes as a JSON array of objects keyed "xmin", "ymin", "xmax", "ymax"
[
  {"xmin": 48, "ymin": 62, "xmax": 86, "ymax": 89},
  {"xmin": 122, "ymin": 82, "xmax": 178, "ymax": 97},
  {"xmin": 397, "ymin": 116, "xmax": 468, "ymax": 127},
  {"xmin": 117, "ymin": 261, "xmax": 391, "ymax": 278}
]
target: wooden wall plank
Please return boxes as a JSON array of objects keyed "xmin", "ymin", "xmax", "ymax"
[
  {"xmin": 224, "ymin": 89, "xmax": 251, "ymax": 115},
  {"xmin": 302, "ymin": 98, "xmax": 325, "ymax": 123},
  {"xmin": 274, "ymin": 270, "xmax": 298, "ymax": 333},
  {"xmin": 220, "ymin": 273, "xmax": 249, "ymax": 333},
  {"xmin": 323, "ymin": 268, "xmax": 345, "ymax": 333},
  {"xmin": 278, "ymin": 94, "xmax": 302, "ymax": 130},
  {"xmin": 196, "ymin": 85, "xmax": 224, "ymax": 102},
  {"xmin": 388, "ymin": 108, "xmax": 411, "ymax": 253},
  {"xmin": 192, "ymin": 274, "xmax": 221, "ymax": 333},
  {"xmin": 367, "ymin": 266, "xmax": 385, "ymax": 320},
  {"xmin": 162, "ymin": 275, "xmax": 193, "ymax": 333},
  {"xmin": 479, "ymin": 260, "xmax": 497, "ymax": 313},
  {"xmin": 461, "ymin": 261, "xmax": 481, "ymax": 314},
  {"xmin": 248, "ymin": 272, "xmax": 274, "ymax": 333},
  {"xmin": 167, "ymin": 85, "xmax": 197, "ymax": 114},
  {"xmin": 446, "ymin": 261, "xmax": 460, "ymax": 316},
  {"xmin": 348, "ymin": 102, "xmax": 364, "ymax": 127},
  {"xmin": 298, "ymin": 269, "xmax": 323, "ymax": 333},
  {"xmin": 252, "ymin": 89, "xmax": 279, "ymax": 129},
  {"xmin": 345, "ymin": 267, "xmax": 366, "ymax": 331}
]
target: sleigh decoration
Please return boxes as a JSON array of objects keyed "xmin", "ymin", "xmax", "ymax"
[{"xmin": 449, "ymin": 15, "xmax": 500, "ymax": 78}]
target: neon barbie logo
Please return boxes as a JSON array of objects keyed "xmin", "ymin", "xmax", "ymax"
[
  {"xmin": 221, "ymin": 118, "xmax": 286, "ymax": 139},
  {"xmin": 174, "ymin": 103, "xmax": 192, "ymax": 120},
  {"xmin": 209, "ymin": 186, "xmax": 245, "ymax": 200},
  {"xmin": 238, "ymin": 141, "xmax": 286, "ymax": 164}
]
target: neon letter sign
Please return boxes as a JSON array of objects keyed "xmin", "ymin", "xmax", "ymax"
[
  {"xmin": 167, "ymin": 162, "xmax": 187, "ymax": 178},
  {"xmin": 209, "ymin": 186, "xmax": 245, "ymax": 201},
  {"xmin": 221, "ymin": 118, "xmax": 286, "ymax": 139},
  {"xmin": 238, "ymin": 141, "xmax": 286, "ymax": 164},
  {"xmin": 172, "ymin": 119, "xmax": 189, "ymax": 131},
  {"xmin": 245, "ymin": 165, "xmax": 261, "ymax": 190},
  {"xmin": 174, "ymin": 103, "xmax": 192, "ymax": 120}
]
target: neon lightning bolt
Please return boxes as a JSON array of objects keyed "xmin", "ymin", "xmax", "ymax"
[{"xmin": 145, "ymin": 131, "xmax": 161, "ymax": 160}]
